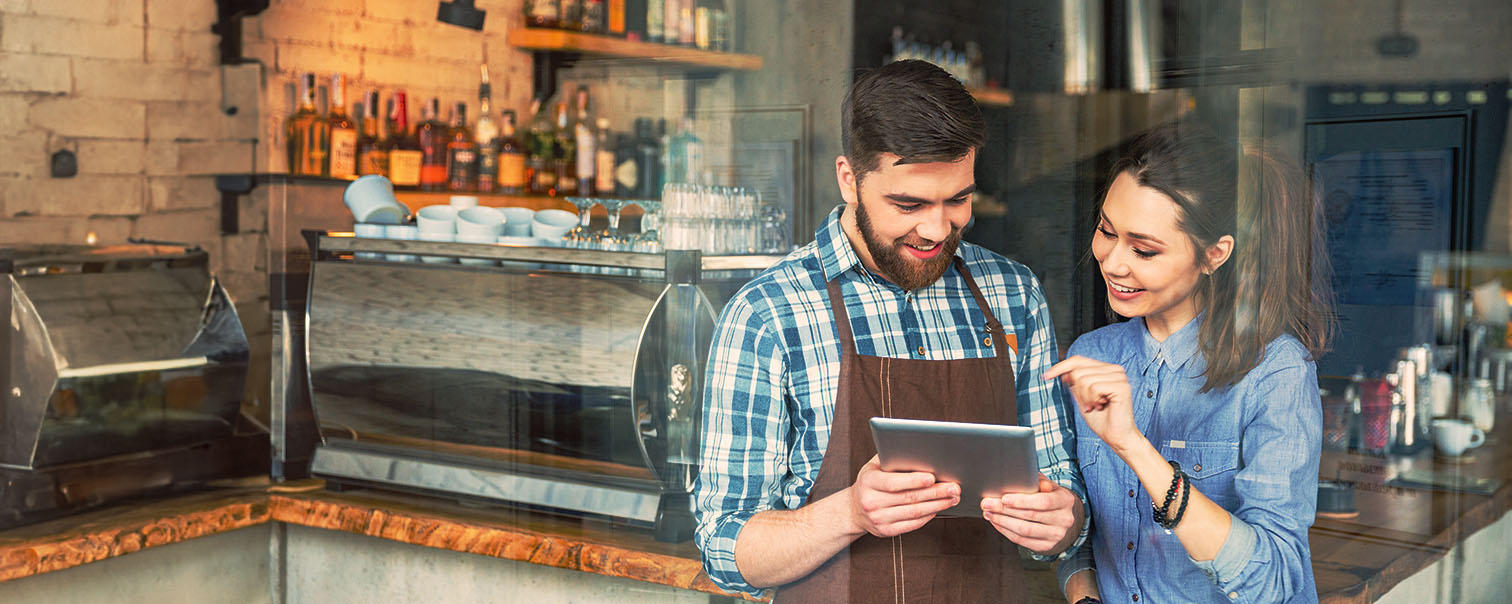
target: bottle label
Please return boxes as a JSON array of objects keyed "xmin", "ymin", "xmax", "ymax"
[
  {"xmin": 358, "ymin": 148, "xmax": 389, "ymax": 176},
  {"xmin": 476, "ymin": 147, "xmax": 499, "ymax": 191},
  {"xmin": 388, "ymin": 150, "xmax": 423, "ymax": 186},
  {"xmin": 500, "ymin": 153, "xmax": 527, "ymax": 188},
  {"xmin": 575, "ymin": 126, "xmax": 595, "ymax": 183},
  {"xmin": 329, "ymin": 128, "xmax": 359, "ymax": 178},
  {"xmin": 527, "ymin": 0, "xmax": 559, "ymax": 20},
  {"xmin": 596, "ymin": 149, "xmax": 616, "ymax": 193},
  {"xmin": 447, "ymin": 147, "xmax": 478, "ymax": 190},
  {"xmin": 615, "ymin": 158, "xmax": 639, "ymax": 193},
  {"xmin": 608, "ymin": 0, "xmax": 625, "ymax": 33},
  {"xmin": 648, "ymin": 0, "xmax": 664, "ymax": 40}
]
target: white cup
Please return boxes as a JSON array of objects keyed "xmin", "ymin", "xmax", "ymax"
[
  {"xmin": 500, "ymin": 207, "xmax": 537, "ymax": 237},
  {"xmin": 532, "ymin": 208, "xmax": 577, "ymax": 241},
  {"xmin": 455, "ymin": 231, "xmax": 498, "ymax": 266},
  {"xmin": 417, "ymin": 230, "xmax": 456, "ymax": 263},
  {"xmin": 1430, "ymin": 372, "xmax": 1453, "ymax": 418},
  {"xmin": 344, "ymin": 175, "xmax": 407, "ymax": 224},
  {"xmin": 353, "ymin": 223, "xmax": 386, "ymax": 260},
  {"xmin": 457, "ymin": 206, "xmax": 506, "ymax": 238},
  {"xmin": 1432, "ymin": 418, "xmax": 1486, "ymax": 457},
  {"xmin": 449, "ymin": 195, "xmax": 480, "ymax": 210},
  {"xmin": 416, "ymin": 205, "xmax": 458, "ymax": 235},
  {"xmin": 383, "ymin": 224, "xmax": 419, "ymax": 262}
]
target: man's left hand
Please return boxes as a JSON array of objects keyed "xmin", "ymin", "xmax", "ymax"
[{"xmin": 981, "ymin": 474, "xmax": 1082, "ymax": 555}]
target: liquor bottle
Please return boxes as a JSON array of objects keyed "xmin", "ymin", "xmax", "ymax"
[
  {"xmin": 446, "ymin": 102, "xmax": 478, "ymax": 192},
  {"xmin": 524, "ymin": 0, "xmax": 559, "ymax": 28},
  {"xmin": 594, "ymin": 118, "xmax": 616, "ymax": 196},
  {"xmin": 624, "ymin": 0, "xmax": 646, "ymax": 40},
  {"xmin": 667, "ymin": 116, "xmax": 702, "ymax": 184},
  {"xmin": 474, "ymin": 66, "xmax": 500, "ymax": 193},
  {"xmin": 559, "ymin": 0, "xmax": 584, "ymax": 30},
  {"xmin": 647, "ymin": 0, "xmax": 664, "ymax": 43},
  {"xmin": 498, "ymin": 109, "xmax": 527, "ymax": 195},
  {"xmin": 326, "ymin": 74, "xmax": 359, "ymax": 180},
  {"xmin": 384, "ymin": 92, "xmax": 423, "ymax": 187},
  {"xmin": 663, "ymin": 0, "xmax": 678, "ymax": 46},
  {"xmin": 614, "ymin": 131, "xmax": 638, "ymax": 197},
  {"xmin": 356, "ymin": 90, "xmax": 388, "ymax": 176},
  {"xmin": 571, "ymin": 86, "xmax": 596, "ymax": 195},
  {"xmin": 607, "ymin": 0, "xmax": 626, "ymax": 36},
  {"xmin": 635, "ymin": 118, "xmax": 660, "ymax": 198},
  {"xmin": 677, "ymin": 0, "xmax": 695, "ymax": 46},
  {"xmin": 553, "ymin": 100, "xmax": 577, "ymax": 196},
  {"xmin": 526, "ymin": 97, "xmax": 557, "ymax": 196},
  {"xmin": 654, "ymin": 118, "xmax": 669, "ymax": 192},
  {"xmin": 582, "ymin": 0, "xmax": 606, "ymax": 33},
  {"xmin": 417, "ymin": 97, "xmax": 448, "ymax": 191},
  {"xmin": 285, "ymin": 73, "xmax": 329, "ymax": 176}
]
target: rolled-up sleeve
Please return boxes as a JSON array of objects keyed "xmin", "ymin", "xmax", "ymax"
[
  {"xmin": 1189, "ymin": 358, "xmax": 1320, "ymax": 602},
  {"xmin": 1015, "ymin": 270, "xmax": 1090, "ymax": 561},
  {"xmin": 692, "ymin": 293, "xmax": 789, "ymax": 596}
]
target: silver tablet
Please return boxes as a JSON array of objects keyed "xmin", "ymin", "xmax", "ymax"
[{"xmin": 869, "ymin": 417, "xmax": 1040, "ymax": 518}]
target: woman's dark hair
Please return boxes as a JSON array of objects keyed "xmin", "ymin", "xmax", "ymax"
[
  {"xmin": 1103, "ymin": 122, "xmax": 1335, "ymax": 392},
  {"xmin": 842, "ymin": 60, "xmax": 985, "ymax": 182}
]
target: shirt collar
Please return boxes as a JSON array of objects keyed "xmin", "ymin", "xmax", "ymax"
[
  {"xmin": 815, "ymin": 204, "xmax": 967, "ymax": 284},
  {"xmin": 1135, "ymin": 313, "xmax": 1206, "ymax": 377}
]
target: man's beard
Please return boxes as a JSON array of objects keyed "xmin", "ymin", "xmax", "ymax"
[{"xmin": 855, "ymin": 201, "xmax": 961, "ymax": 291}]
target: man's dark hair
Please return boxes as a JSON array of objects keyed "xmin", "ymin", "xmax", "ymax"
[{"xmin": 841, "ymin": 60, "xmax": 986, "ymax": 182}]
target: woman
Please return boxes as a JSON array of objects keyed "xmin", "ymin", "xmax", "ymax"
[{"xmin": 1013, "ymin": 122, "xmax": 1331, "ymax": 603}]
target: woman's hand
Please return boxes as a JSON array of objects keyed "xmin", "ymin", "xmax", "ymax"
[{"xmin": 1044, "ymin": 356, "xmax": 1141, "ymax": 451}]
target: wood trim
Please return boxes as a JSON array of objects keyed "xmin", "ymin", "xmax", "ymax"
[{"xmin": 506, "ymin": 28, "xmax": 763, "ymax": 71}]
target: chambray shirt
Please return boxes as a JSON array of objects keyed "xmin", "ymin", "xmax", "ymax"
[
  {"xmin": 693, "ymin": 205, "xmax": 1086, "ymax": 596},
  {"xmin": 1056, "ymin": 316, "xmax": 1321, "ymax": 604}
]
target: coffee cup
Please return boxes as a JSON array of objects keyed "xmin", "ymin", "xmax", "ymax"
[
  {"xmin": 416, "ymin": 205, "xmax": 458, "ymax": 235},
  {"xmin": 1432, "ymin": 418, "xmax": 1485, "ymax": 457},
  {"xmin": 344, "ymin": 175, "xmax": 407, "ymax": 224},
  {"xmin": 417, "ymin": 230, "xmax": 456, "ymax": 263},
  {"xmin": 455, "ymin": 231, "xmax": 498, "ymax": 266},
  {"xmin": 383, "ymin": 224, "xmax": 419, "ymax": 262},
  {"xmin": 457, "ymin": 206, "xmax": 506, "ymax": 238},
  {"xmin": 531, "ymin": 208, "xmax": 577, "ymax": 241},
  {"xmin": 449, "ymin": 195, "xmax": 479, "ymax": 210},
  {"xmin": 501, "ymin": 207, "xmax": 537, "ymax": 237}
]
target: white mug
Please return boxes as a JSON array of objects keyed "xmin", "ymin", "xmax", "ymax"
[
  {"xmin": 457, "ymin": 206, "xmax": 506, "ymax": 238},
  {"xmin": 416, "ymin": 205, "xmax": 458, "ymax": 235},
  {"xmin": 501, "ymin": 207, "xmax": 537, "ymax": 237},
  {"xmin": 353, "ymin": 223, "xmax": 386, "ymax": 260},
  {"xmin": 417, "ymin": 230, "xmax": 456, "ymax": 264},
  {"xmin": 1432, "ymin": 418, "xmax": 1485, "ymax": 457},
  {"xmin": 455, "ymin": 231, "xmax": 498, "ymax": 266},
  {"xmin": 343, "ymin": 175, "xmax": 407, "ymax": 224},
  {"xmin": 531, "ymin": 208, "xmax": 577, "ymax": 241}
]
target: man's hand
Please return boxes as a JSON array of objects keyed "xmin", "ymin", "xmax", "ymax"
[
  {"xmin": 981, "ymin": 474, "xmax": 1082, "ymax": 555},
  {"xmin": 849, "ymin": 454, "xmax": 960, "ymax": 538}
]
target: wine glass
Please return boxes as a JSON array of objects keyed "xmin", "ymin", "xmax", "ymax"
[
  {"xmin": 596, "ymin": 198, "xmax": 631, "ymax": 251},
  {"xmin": 564, "ymin": 197, "xmax": 600, "ymax": 250},
  {"xmin": 629, "ymin": 199, "xmax": 662, "ymax": 253}
]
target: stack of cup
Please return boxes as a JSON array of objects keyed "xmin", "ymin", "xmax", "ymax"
[
  {"xmin": 416, "ymin": 205, "xmax": 458, "ymax": 263},
  {"xmin": 383, "ymin": 224, "xmax": 419, "ymax": 262},
  {"xmin": 352, "ymin": 223, "xmax": 386, "ymax": 260},
  {"xmin": 456, "ymin": 206, "xmax": 505, "ymax": 266}
]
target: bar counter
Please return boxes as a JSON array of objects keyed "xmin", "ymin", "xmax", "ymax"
[{"xmin": 1, "ymin": 453, "xmax": 1507, "ymax": 602}]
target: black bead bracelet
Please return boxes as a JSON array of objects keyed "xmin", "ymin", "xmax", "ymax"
[{"xmin": 1152, "ymin": 460, "xmax": 1182, "ymax": 526}]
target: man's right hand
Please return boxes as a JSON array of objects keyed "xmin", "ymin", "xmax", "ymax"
[{"xmin": 848, "ymin": 454, "xmax": 960, "ymax": 537}]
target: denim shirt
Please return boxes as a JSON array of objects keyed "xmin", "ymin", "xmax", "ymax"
[{"xmin": 1057, "ymin": 316, "xmax": 1321, "ymax": 604}]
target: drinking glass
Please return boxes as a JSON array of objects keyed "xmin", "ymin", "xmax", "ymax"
[{"xmin": 564, "ymin": 197, "xmax": 601, "ymax": 250}]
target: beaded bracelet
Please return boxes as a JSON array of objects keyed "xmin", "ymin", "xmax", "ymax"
[
  {"xmin": 1165, "ymin": 471, "xmax": 1193, "ymax": 529},
  {"xmin": 1152, "ymin": 460, "xmax": 1182, "ymax": 525}
]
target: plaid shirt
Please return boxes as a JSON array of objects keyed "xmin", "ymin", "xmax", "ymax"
[{"xmin": 693, "ymin": 205, "xmax": 1087, "ymax": 595}]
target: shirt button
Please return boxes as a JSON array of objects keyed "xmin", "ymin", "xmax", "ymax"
[
  {"xmin": 1132, "ymin": 595, "xmax": 1139, "ymax": 602},
  {"xmin": 1194, "ymin": 463, "xmax": 1203, "ymax": 472},
  {"xmin": 916, "ymin": 346, "xmax": 925, "ymax": 356},
  {"xmin": 1146, "ymin": 390, "xmax": 1154, "ymax": 398},
  {"xmin": 1228, "ymin": 593, "xmax": 1238, "ymax": 600},
  {"xmin": 983, "ymin": 336, "xmax": 992, "ymax": 347},
  {"xmin": 1128, "ymin": 489, "xmax": 1136, "ymax": 498},
  {"xmin": 1125, "ymin": 541, "xmax": 1134, "ymax": 550}
]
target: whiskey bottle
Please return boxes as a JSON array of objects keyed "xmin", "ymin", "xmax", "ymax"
[
  {"xmin": 327, "ymin": 74, "xmax": 359, "ymax": 180},
  {"xmin": 594, "ymin": 118, "xmax": 616, "ymax": 196},
  {"xmin": 571, "ymin": 86, "xmax": 596, "ymax": 196},
  {"xmin": 647, "ymin": 0, "xmax": 663, "ymax": 43},
  {"xmin": 559, "ymin": 0, "xmax": 584, "ymax": 30},
  {"xmin": 498, "ymin": 109, "xmax": 527, "ymax": 195},
  {"xmin": 384, "ymin": 91, "xmax": 424, "ymax": 187},
  {"xmin": 553, "ymin": 100, "xmax": 577, "ymax": 196},
  {"xmin": 474, "ymin": 66, "xmax": 500, "ymax": 193},
  {"xmin": 524, "ymin": 0, "xmax": 559, "ymax": 28},
  {"xmin": 356, "ymin": 90, "xmax": 388, "ymax": 176},
  {"xmin": 582, "ymin": 0, "xmax": 606, "ymax": 33},
  {"xmin": 607, "ymin": 0, "xmax": 626, "ymax": 36},
  {"xmin": 285, "ymin": 73, "xmax": 329, "ymax": 176},
  {"xmin": 445, "ymin": 102, "xmax": 478, "ymax": 192},
  {"xmin": 526, "ymin": 97, "xmax": 557, "ymax": 196},
  {"xmin": 416, "ymin": 97, "xmax": 449, "ymax": 191}
]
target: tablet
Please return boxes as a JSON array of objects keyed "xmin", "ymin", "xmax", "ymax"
[{"xmin": 869, "ymin": 417, "xmax": 1040, "ymax": 518}]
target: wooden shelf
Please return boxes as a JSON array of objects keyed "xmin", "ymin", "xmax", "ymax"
[
  {"xmin": 968, "ymin": 86, "xmax": 1015, "ymax": 107},
  {"xmin": 507, "ymin": 27, "xmax": 763, "ymax": 71}
]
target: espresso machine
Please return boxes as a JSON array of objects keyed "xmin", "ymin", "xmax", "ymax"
[
  {"xmin": 301, "ymin": 233, "xmax": 781, "ymax": 541},
  {"xmin": 0, "ymin": 244, "xmax": 268, "ymax": 528}
]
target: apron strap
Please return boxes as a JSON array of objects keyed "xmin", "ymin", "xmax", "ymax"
[
  {"xmin": 825, "ymin": 278, "xmax": 858, "ymax": 357},
  {"xmin": 953, "ymin": 257, "xmax": 1012, "ymax": 359}
]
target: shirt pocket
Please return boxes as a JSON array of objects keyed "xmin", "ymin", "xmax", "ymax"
[{"xmin": 1161, "ymin": 440, "xmax": 1240, "ymax": 508}]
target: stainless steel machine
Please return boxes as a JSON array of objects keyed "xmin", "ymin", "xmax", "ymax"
[
  {"xmin": 304, "ymin": 234, "xmax": 781, "ymax": 541},
  {"xmin": 0, "ymin": 244, "xmax": 267, "ymax": 528}
]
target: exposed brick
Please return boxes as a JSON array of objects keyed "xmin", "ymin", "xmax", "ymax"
[
  {"xmin": 221, "ymin": 63, "xmax": 263, "ymax": 140},
  {"xmin": 331, "ymin": 19, "xmax": 413, "ymax": 54},
  {"xmin": 0, "ymin": 214, "xmax": 132, "ymax": 246},
  {"xmin": 75, "ymin": 139, "xmax": 147, "ymax": 174},
  {"xmin": 0, "ymin": 95, "xmax": 29, "ymax": 133},
  {"xmin": 0, "ymin": 130, "xmax": 49, "ymax": 177},
  {"xmin": 27, "ymin": 0, "xmax": 145, "ymax": 26},
  {"xmin": 132, "ymin": 207, "xmax": 220, "ymax": 249},
  {"xmin": 145, "ymin": 140, "xmax": 179, "ymax": 176},
  {"xmin": 145, "ymin": 0, "xmax": 214, "ymax": 31},
  {"xmin": 364, "ymin": 52, "xmax": 459, "ymax": 89},
  {"xmin": 238, "ymin": 189, "xmax": 269, "ymax": 234},
  {"xmin": 147, "ymin": 100, "xmax": 234, "ymax": 140},
  {"xmin": 146, "ymin": 29, "xmax": 220, "ymax": 69},
  {"xmin": 0, "ymin": 53, "xmax": 71, "ymax": 93},
  {"xmin": 275, "ymin": 43, "xmax": 362, "ymax": 78},
  {"xmin": 148, "ymin": 175, "xmax": 219, "ymax": 211},
  {"xmin": 73, "ymin": 59, "xmax": 220, "ymax": 102},
  {"xmin": 177, "ymin": 140, "xmax": 255, "ymax": 175},
  {"xmin": 363, "ymin": 0, "xmax": 430, "ymax": 24},
  {"xmin": 0, "ymin": 14, "xmax": 144, "ymax": 60},
  {"xmin": 28, "ymin": 97, "xmax": 145, "ymax": 138},
  {"xmin": 221, "ymin": 231, "xmax": 267, "ymax": 273},
  {"xmin": 274, "ymin": 0, "xmax": 363, "ymax": 17},
  {"xmin": 256, "ymin": 7, "xmax": 336, "ymax": 45},
  {"xmin": 409, "ymin": 25, "xmax": 485, "ymax": 65},
  {"xmin": 3, "ymin": 175, "xmax": 146, "ymax": 216}
]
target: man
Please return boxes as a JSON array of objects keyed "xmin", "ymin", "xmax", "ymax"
[{"xmin": 692, "ymin": 60, "xmax": 1088, "ymax": 602}]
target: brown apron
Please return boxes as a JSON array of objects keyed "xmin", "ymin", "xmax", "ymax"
[{"xmin": 776, "ymin": 258, "xmax": 1029, "ymax": 604}]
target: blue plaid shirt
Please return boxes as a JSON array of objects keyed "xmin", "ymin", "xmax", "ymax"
[{"xmin": 693, "ymin": 205, "xmax": 1087, "ymax": 595}]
